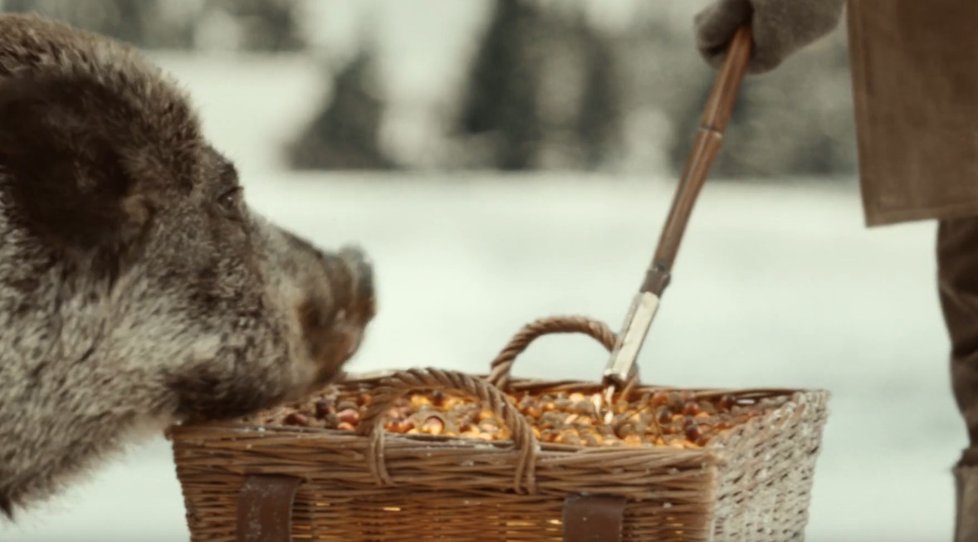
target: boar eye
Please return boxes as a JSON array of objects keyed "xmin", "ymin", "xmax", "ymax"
[{"xmin": 217, "ymin": 186, "xmax": 243, "ymax": 218}]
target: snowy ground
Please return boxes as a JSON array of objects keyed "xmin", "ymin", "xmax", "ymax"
[{"xmin": 1, "ymin": 53, "xmax": 967, "ymax": 542}]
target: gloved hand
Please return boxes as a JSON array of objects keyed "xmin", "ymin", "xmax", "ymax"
[{"xmin": 695, "ymin": 0, "xmax": 846, "ymax": 74}]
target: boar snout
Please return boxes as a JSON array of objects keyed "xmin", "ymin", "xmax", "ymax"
[
  {"xmin": 336, "ymin": 246, "xmax": 375, "ymax": 318},
  {"xmin": 291, "ymin": 241, "xmax": 376, "ymax": 387}
]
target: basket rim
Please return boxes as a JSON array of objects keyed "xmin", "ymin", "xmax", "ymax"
[{"xmin": 167, "ymin": 372, "xmax": 829, "ymax": 460}]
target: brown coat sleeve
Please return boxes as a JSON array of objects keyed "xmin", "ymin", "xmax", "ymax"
[{"xmin": 695, "ymin": 0, "xmax": 846, "ymax": 73}]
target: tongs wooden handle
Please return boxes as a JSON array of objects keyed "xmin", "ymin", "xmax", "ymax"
[{"xmin": 602, "ymin": 26, "xmax": 753, "ymax": 389}]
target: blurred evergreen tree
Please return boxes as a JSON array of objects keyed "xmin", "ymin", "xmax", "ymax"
[
  {"xmin": 455, "ymin": 0, "xmax": 543, "ymax": 170},
  {"xmin": 573, "ymin": 16, "xmax": 622, "ymax": 170},
  {"xmin": 287, "ymin": 47, "xmax": 396, "ymax": 170},
  {"xmin": 203, "ymin": 0, "xmax": 306, "ymax": 52},
  {"xmin": 452, "ymin": 0, "xmax": 623, "ymax": 171}
]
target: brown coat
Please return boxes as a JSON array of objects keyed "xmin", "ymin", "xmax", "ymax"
[{"xmin": 847, "ymin": 0, "xmax": 978, "ymax": 226}]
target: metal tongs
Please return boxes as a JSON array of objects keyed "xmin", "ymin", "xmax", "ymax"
[{"xmin": 602, "ymin": 26, "xmax": 754, "ymax": 402}]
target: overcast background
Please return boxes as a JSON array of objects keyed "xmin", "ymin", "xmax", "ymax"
[{"xmin": 0, "ymin": 2, "xmax": 962, "ymax": 541}]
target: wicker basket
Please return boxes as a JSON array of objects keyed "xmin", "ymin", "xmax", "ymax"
[{"xmin": 168, "ymin": 316, "xmax": 829, "ymax": 542}]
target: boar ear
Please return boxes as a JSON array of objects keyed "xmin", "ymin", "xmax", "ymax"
[{"xmin": 0, "ymin": 74, "xmax": 177, "ymax": 256}]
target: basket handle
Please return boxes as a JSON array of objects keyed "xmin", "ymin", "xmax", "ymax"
[
  {"xmin": 486, "ymin": 315, "xmax": 630, "ymax": 390},
  {"xmin": 357, "ymin": 367, "xmax": 539, "ymax": 494}
]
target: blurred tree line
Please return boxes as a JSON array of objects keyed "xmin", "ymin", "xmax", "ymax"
[
  {"xmin": 1, "ymin": 0, "xmax": 307, "ymax": 51},
  {"xmin": 1, "ymin": 0, "xmax": 857, "ymax": 179}
]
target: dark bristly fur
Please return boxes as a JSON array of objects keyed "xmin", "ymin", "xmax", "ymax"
[{"xmin": 0, "ymin": 13, "xmax": 376, "ymax": 518}]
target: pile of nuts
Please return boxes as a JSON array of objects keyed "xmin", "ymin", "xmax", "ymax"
[{"xmin": 245, "ymin": 385, "xmax": 765, "ymax": 449}]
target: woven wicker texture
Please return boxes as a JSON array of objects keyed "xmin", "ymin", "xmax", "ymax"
[{"xmin": 169, "ymin": 316, "xmax": 829, "ymax": 542}]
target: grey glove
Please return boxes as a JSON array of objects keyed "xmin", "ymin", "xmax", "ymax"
[{"xmin": 695, "ymin": 0, "xmax": 846, "ymax": 74}]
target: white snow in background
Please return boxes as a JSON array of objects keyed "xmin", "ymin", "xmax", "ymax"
[{"xmin": 0, "ymin": 48, "xmax": 964, "ymax": 542}]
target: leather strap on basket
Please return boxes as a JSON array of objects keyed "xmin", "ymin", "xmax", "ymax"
[
  {"xmin": 357, "ymin": 367, "xmax": 539, "ymax": 494},
  {"xmin": 237, "ymin": 474, "xmax": 302, "ymax": 542},
  {"xmin": 487, "ymin": 316, "xmax": 636, "ymax": 391},
  {"xmin": 562, "ymin": 494, "xmax": 627, "ymax": 542}
]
